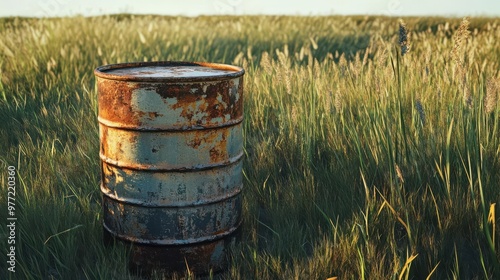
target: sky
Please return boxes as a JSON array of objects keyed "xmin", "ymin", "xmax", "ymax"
[{"xmin": 1, "ymin": 0, "xmax": 499, "ymax": 18}]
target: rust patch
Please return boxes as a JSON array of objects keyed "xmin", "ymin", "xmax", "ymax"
[
  {"xmin": 147, "ymin": 112, "xmax": 163, "ymax": 120},
  {"xmin": 187, "ymin": 135, "xmax": 203, "ymax": 149},
  {"xmin": 185, "ymin": 129, "xmax": 229, "ymax": 163},
  {"xmin": 98, "ymin": 79, "xmax": 141, "ymax": 126},
  {"xmin": 209, "ymin": 130, "xmax": 227, "ymax": 163},
  {"xmin": 186, "ymin": 129, "xmax": 214, "ymax": 149},
  {"xmin": 209, "ymin": 147, "xmax": 222, "ymax": 163},
  {"xmin": 149, "ymin": 78, "xmax": 243, "ymax": 127}
]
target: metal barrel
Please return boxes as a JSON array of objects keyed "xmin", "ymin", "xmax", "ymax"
[{"xmin": 94, "ymin": 61, "xmax": 245, "ymax": 274}]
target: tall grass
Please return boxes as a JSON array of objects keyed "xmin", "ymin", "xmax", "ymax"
[{"xmin": 0, "ymin": 15, "xmax": 499, "ymax": 279}]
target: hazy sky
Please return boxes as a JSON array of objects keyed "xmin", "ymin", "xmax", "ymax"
[{"xmin": 1, "ymin": 0, "xmax": 499, "ymax": 18}]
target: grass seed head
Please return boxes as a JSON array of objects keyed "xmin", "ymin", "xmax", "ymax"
[
  {"xmin": 399, "ymin": 19, "xmax": 410, "ymax": 56},
  {"xmin": 451, "ymin": 17, "xmax": 472, "ymax": 107},
  {"xmin": 485, "ymin": 78, "xmax": 499, "ymax": 113},
  {"xmin": 334, "ymin": 90, "xmax": 343, "ymax": 113},
  {"xmin": 260, "ymin": 51, "xmax": 273, "ymax": 75},
  {"xmin": 362, "ymin": 47, "xmax": 370, "ymax": 67},
  {"xmin": 338, "ymin": 53, "xmax": 347, "ymax": 77},
  {"xmin": 452, "ymin": 17, "xmax": 471, "ymax": 66},
  {"xmin": 325, "ymin": 90, "xmax": 333, "ymax": 113}
]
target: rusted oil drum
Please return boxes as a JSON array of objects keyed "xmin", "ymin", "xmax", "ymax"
[{"xmin": 94, "ymin": 61, "xmax": 244, "ymax": 274}]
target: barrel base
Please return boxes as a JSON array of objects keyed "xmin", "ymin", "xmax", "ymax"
[{"xmin": 103, "ymin": 226, "xmax": 240, "ymax": 276}]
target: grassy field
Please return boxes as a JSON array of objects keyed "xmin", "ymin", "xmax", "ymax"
[{"xmin": 0, "ymin": 14, "xmax": 499, "ymax": 279}]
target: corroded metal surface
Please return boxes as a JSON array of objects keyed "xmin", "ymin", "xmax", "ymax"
[
  {"xmin": 101, "ymin": 160, "xmax": 242, "ymax": 207},
  {"xmin": 95, "ymin": 61, "xmax": 244, "ymax": 274},
  {"xmin": 102, "ymin": 193, "xmax": 241, "ymax": 244},
  {"xmin": 96, "ymin": 61, "xmax": 243, "ymax": 130},
  {"xmin": 99, "ymin": 124, "xmax": 243, "ymax": 170}
]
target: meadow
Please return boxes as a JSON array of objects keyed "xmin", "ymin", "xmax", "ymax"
[{"xmin": 0, "ymin": 14, "xmax": 499, "ymax": 279}]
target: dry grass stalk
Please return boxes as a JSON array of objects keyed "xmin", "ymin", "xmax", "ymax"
[
  {"xmin": 314, "ymin": 58, "xmax": 321, "ymax": 79},
  {"xmin": 325, "ymin": 90, "xmax": 333, "ymax": 113},
  {"xmin": 284, "ymin": 72, "xmax": 292, "ymax": 95},
  {"xmin": 307, "ymin": 47, "xmax": 314, "ymax": 68},
  {"xmin": 463, "ymin": 86, "xmax": 472, "ymax": 107},
  {"xmin": 233, "ymin": 51, "xmax": 245, "ymax": 65},
  {"xmin": 291, "ymin": 105, "xmax": 299, "ymax": 124},
  {"xmin": 485, "ymin": 78, "xmax": 498, "ymax": 113},
  {"xmin": 242, "ymin": 58, "xmax": 249, "ymax": 73},
  {"xmin": 452, "ymin": 17, "xmax": 472, "ymax": 107},
  {"xmin": 334, "ymin": 90, "xmax": 343, "ymax": 113},
  {"xmin": 349, "ymin": 52, "xmax": 361, "ymax": 78},
  {"xmin": 452, "ymin": 17, "xmax": 471, "ymax": 67},
  {"xmin": 260, "ymin": 51, "xmax": 273, "ymax": 75},
  {"xmin": 338, "ymin": 53, "xmax": 347, "ymax": 77},
  {"xmin": 247, "ymin": 45, "xmax": 253, "ymax": 60},
  {"xmin": 395, "ymin": 164, "xmax": 405, "ymax": 184},
  {"xmin": 362, "ymin": 46, "xmax": 370, "ymax": 67},
  {"xmin": 276, "ymin": 48, "xmax": 292, "ymax": 94}
]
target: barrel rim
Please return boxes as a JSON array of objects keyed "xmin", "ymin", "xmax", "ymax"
[
  {"xmin": 99, "ymin": 151, "xmax": 244, "ymax": 172},
  {"xmin": 97, "ymin": 115, "xmax": 244, "ymax": 131},
  {"xmin": 103, "ymin": 220, "xmax": 242, "ymax": 245},
  {"xmin": 94, "ymin": 61, "xmax": 245, "ymax": 82},
  {"xmin": 101, "ymin": 183, "xmax": 243, "ymax": 208}
]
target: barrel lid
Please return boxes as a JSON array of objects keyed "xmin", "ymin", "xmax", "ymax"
[{"xmin": 94, "ymin": 61, "xmax": 244, "ymax": 82}]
